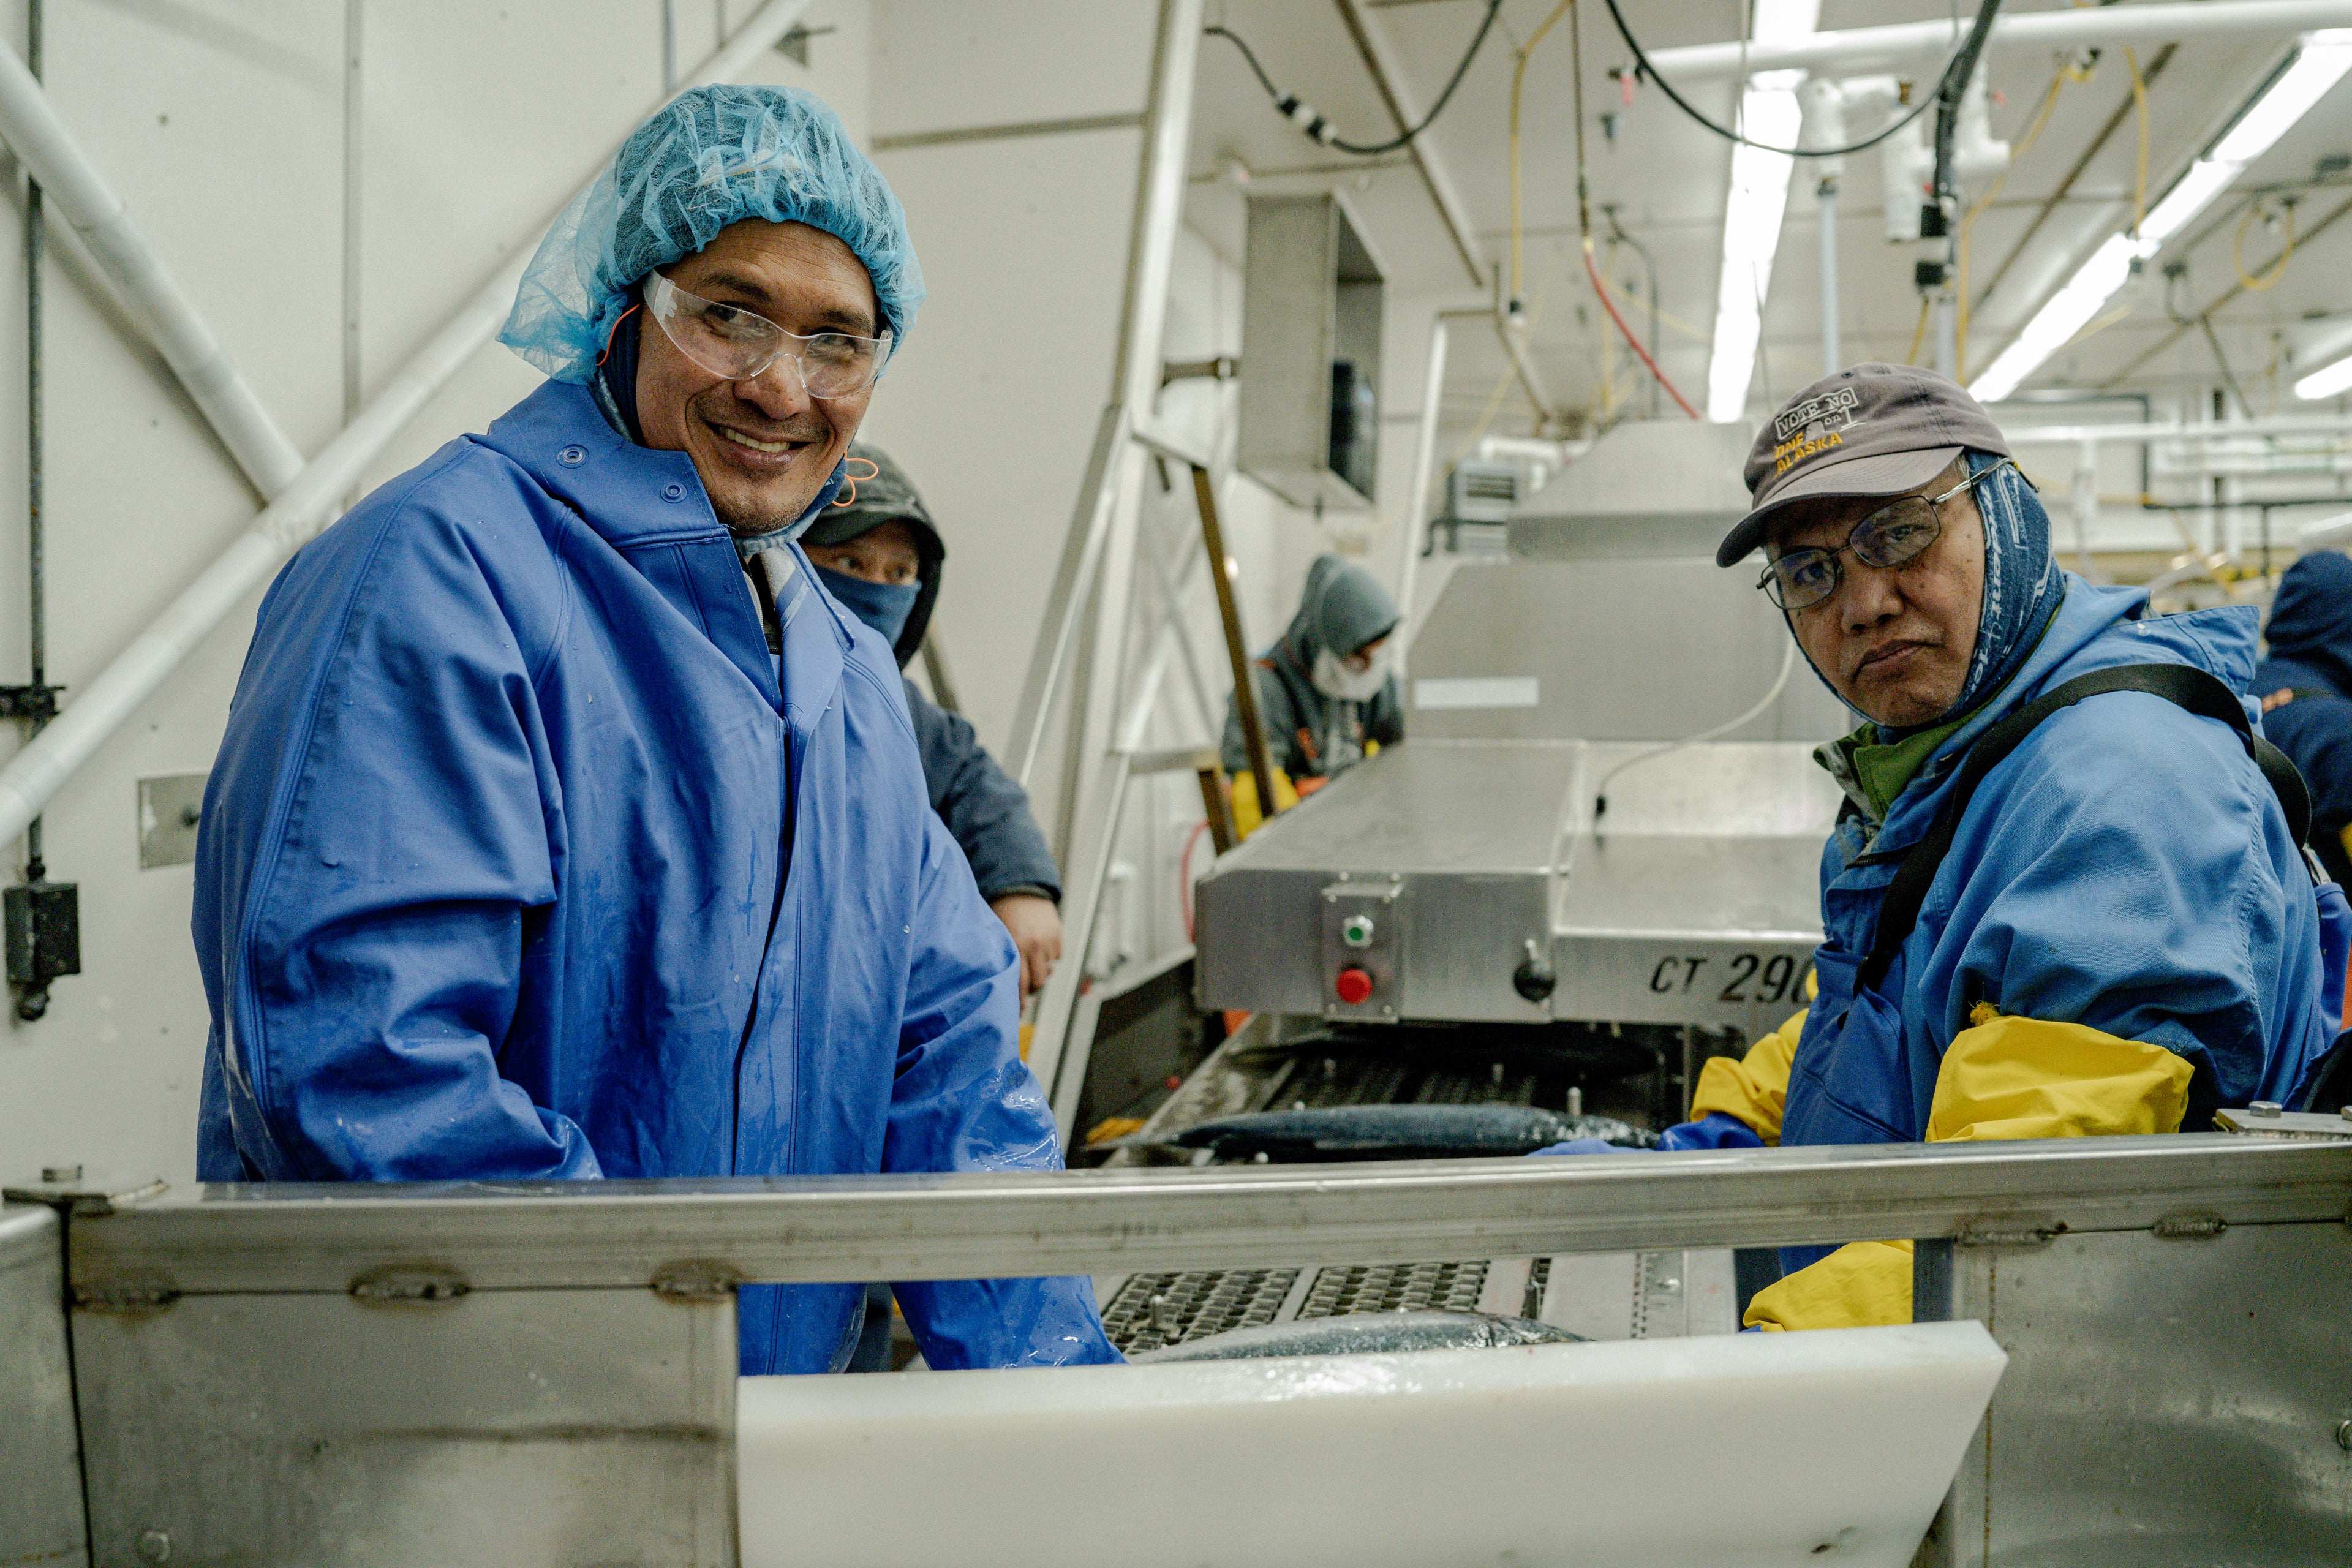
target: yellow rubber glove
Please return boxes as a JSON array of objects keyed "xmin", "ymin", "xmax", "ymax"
[
  {"xmin": 1229, "ymin": 767, "xmax": 1300, "ymax": 839},
  {"xmin": 1743, "ymin": 1006, "xmax": 2193, "ymax": 1332},
  {"xmin": 1689, "ymin": 1008, "xmax": 1806, "ymax": 1147}
]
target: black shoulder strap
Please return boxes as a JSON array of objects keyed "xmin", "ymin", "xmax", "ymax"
[{"xmin": 1858, "ymin": 663, "xmax": 2314, "ymax": 992}]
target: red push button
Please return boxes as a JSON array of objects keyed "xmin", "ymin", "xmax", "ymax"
[{"xmin": 1334, "ymin": 966, "xmax": 1374, "ymax": 1005}]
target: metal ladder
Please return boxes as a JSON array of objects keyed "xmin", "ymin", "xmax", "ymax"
[{"xmin": 1000, "ymin": 0, "xmax": 1282, "ymax": 1139}]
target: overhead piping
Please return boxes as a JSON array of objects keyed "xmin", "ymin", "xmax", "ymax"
[
  {"xmin": 0, "ymin": 0, "xmax": 821, "ymax": 854},
  {"xmin": 1631, "ymin": 1, "xmax": 2352, "ymax": 81}
]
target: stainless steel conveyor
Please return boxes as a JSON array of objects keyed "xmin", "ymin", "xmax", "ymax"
[{"xmin": 9, "ymin": 1133, "xmax": 2352, "ymax": 1566}]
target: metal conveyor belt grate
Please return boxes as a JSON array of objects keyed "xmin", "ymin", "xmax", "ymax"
[
  {"xmin": 1298, "ymin": 1260, "xmax": 1489, "ymax": 1317},
  {"xmin": 1100, "ymin": 1268, "xmax": 1298, "ymax": 1354}
]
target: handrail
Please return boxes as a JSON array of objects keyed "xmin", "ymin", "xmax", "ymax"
[
  {"xmin": 45, "ymin": 1134, "xmax": 2352, "ymax": 1294},
  {"xmin": 0, "ymin": 0, "xmax": 817, "ymax": 852}
]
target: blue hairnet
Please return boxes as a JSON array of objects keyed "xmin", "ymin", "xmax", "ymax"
[{"xmin": 501, "ymin": 84, "xmax": 923, "ymax": 384}]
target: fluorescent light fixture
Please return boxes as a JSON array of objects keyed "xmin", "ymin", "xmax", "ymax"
[
  {"xmin": 2211, "ymin": 29, "xmax": 2352, "ymax": 165},
  {"xmin": 2135, "ymin": 157, "xmax": 2237, "ymax": 247},
  {"xmin": 2294, "ymin": 352, "xmax": 2352, "ymax": 401},
  {"xmin": 1703, "ymin": 0, "xmax": 1820, "ymax": 424},
  {"xmin": 1972, "ymin": 31, "xmax": 2352, "ymax": 404},
  {"xmin": 1970, "ymin": 235, "xmax": 2139, "ymax": 402}
]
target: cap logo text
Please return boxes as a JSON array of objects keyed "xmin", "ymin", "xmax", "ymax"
[{"xmin": 1771, "ymin": 386, "xmax": 1862, "ymax": 474}]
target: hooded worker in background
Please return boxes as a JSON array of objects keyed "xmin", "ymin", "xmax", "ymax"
[
  {"xmin": 1540, "ymin": 364, "xmax": 2343, "ymax": 1330},
  {"xmin": 1220, "ymin": 554, "xmax": 1405, "ymax": 833},
  {"xmin": 800, "ymin": 444, "xmax": 1063, "ymax": 996},
  {"xmin": 2256, "ymin": 549, "xmax": 2352, "ymax": 890},
  {"xmin": 192, "ymin": 85, "xmax": 1117, "ymax": 1376}
]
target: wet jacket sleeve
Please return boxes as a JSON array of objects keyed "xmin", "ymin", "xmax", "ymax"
[
  {"xmin": 1689, "ymin": 1009, "xmax": 1806, "ymax": 1145},
  {"xmin": 1744, "ymin": 1007, "xmax": 2193, "ymax": 1332},
  {"xmin": 903, "ymin": 679, "xmax": 1060, "ymax": 902},
  {"xmin": 206, "ymin": 505, "xmax": 596, "ymax": 1182},
  {"xmin": 883, "ymin": 810, "xmax": 1121, "ymax": 1368}
]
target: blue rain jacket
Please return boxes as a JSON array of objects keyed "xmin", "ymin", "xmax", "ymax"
[
  {"xmin": 2255, "ymin": 551, "xmax": 2352, "ymax": 882},
  {"xmin": 1786, "ymin": 577, "xmax": 2332, "ymax": 1179},
  {"xmin": 193, "ymin": 380, "xmax": 1118, "ymax": 1376}
]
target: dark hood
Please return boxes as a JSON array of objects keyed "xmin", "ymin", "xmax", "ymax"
[
  {"xmin": 1281, "ymin": 554, "xmax": 1401, "ymax": 670},
  {"xmin": 2263, "ymin": 550, "xmax": 2352, "ymax": 698},
  {"xmin": 799, "ymin": 442, "xmax": 944, "ymax": 666}
]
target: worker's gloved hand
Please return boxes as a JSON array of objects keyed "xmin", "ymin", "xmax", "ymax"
[
  {"xmin": 1528, "ymin": 1137, "xmax": 1640, "ymax": 1157},
  {"xmin": 1531, "ymin": 1112, "xmax": 1765, "ymax": 1158},
  {"xmin": 1655, "ymin": 1111, "xmax": 1767, "ymax": 1152}
]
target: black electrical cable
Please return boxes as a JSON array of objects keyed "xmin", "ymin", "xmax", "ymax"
[
  {"xmin": 1207, "ymin": 1, "xmax": 1504, "ymax": 157},
  {"xmin": 1600, "ymin": 0, "xmax": 1994, "ymax": 159},
  {"xmin": 1930, "ymin": 0, "xmax": 2007, "ymax": 207}
]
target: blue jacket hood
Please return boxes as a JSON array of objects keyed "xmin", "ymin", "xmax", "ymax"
[{"xmin": 2261, "ymin": 549, "xmax": 2352, "ymax": 697}]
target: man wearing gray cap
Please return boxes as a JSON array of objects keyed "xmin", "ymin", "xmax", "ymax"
[{"xmin": 1563, "ymin": 364, "xmax": 2342, "ymax": 1332}]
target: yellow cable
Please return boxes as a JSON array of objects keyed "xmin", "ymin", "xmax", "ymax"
[
  {"xmin": 2233, "ymin": 200, "xmax": 2297, "ymax": 291},
  {"xmin": 1508, "ymin": 0, "xmax": 1577, "ymax": 309},
  {"xmin": 1905, "ymin": 296, "xmax": 1931, "ymax": 366}
]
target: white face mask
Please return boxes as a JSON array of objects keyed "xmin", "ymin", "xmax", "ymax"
[{"xmin": 1311, "ymin": 644, "xmax": 1389, "ymax": 703}]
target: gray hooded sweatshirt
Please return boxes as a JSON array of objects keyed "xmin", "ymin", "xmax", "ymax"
[{"xmin": 1221, "ymin": 554, "xmax": 1404, "ymax": 782}]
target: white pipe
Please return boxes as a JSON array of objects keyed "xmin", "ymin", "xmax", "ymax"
[
  {"xmin": 1817, "ymin": 178, "xmax": 1841, "ymax": 374},
  {"xmin": 0, "ymin": 43, "xmax": 306, "ymax": 498},
  {"xmin": 0, "ymin": 0, "xmax": 816, "ymax": 852},
  {"xmin": 1638, "ymin": 1, "xmax": 2352, "ymax": 81},
  {"xmin": 2004, "ymin": 414, "xmax": 2352, "ymax": 444}
]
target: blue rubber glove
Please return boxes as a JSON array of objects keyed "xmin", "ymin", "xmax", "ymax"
[
  {"xmin": 1655, "ymin": 1111, "xmax": 1767, "ymax": 1152},
  {"xmin": 1531, "ymin": 1113, "xmax": 1765, "ymax": 1158}
]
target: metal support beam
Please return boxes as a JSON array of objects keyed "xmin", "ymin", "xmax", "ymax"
[{"xmin": 45, "ymin": 1134, "xmax": 2352, "ymax": 1294}]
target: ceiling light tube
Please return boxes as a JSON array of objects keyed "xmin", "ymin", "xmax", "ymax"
[
  {"xmin": 2294, "ymin": 352, "xmax": 2352, "ymax": 400},
  {"xmin": 1970, "ymin": 234, "xmax": 2140, "ymax": 402},
  {"xmin": 1703, "ymin": 0, "xmax": 1820, "ymax": 423},
  {"xmin": 1972, "ymin": 31, "xmax": 2352, "ymax": 402}
]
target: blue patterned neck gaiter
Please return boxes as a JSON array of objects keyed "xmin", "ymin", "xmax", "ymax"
[{"xmin": 1931, "ymin": 448, "xmax": 2064, "ymax": 731}]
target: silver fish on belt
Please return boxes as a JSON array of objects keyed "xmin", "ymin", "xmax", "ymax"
[{"xmin": 1155, "ymin": 1102, "xmax": 1655, "ymax": 1162}]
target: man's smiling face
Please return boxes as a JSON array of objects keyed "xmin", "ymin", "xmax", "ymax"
[{"xmin": 635, "ymin": 217, "xmax": 881, "ymax": 535}]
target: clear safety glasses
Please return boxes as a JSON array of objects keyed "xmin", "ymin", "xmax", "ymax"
[
  {"xmin": 644, "ymin": 271, "xmax": 892, "ymax": 400},
  {"xmin": 1758, "ymin": 459, "xmax": 2018, "ymax": 612}
]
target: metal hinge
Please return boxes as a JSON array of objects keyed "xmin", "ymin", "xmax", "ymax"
[
  {"xmin": 652, "ymin": 1261, "xmax": 741, "ymax": 1303},
  {"xmin": 2152, "ymin": 1213, "xmax": 2230, "ymax": 1240},
  {"xmin": 0, "ymin": 684, "xmax": 61, "ymax": 723},
  {"xmin": 1954, "ymin": 1221, "xmax": 2065, "ymax": 1249},
  {"xmin": 349, "ymin": 1264, "xmax": 471, "ymax": 1304},
  {"xmin": 74, "ymin": 1275, "xmax": 181, "ymax": 1315}
]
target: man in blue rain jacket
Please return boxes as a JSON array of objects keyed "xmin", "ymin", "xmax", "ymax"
[
  {"xmin": 192, "ymin": 85, "xmax": 1118, "ymax": 1376},
  {"xmin": 1545, "ymin": 365, "xmax": 2337, "ymax": 1332},
  {"xmin": 2256, "ymin": 549, "xmax": 2352, "ymax": 889}
]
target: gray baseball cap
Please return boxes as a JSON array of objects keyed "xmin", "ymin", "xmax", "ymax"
[{"xmin": 1716, "ymin": 363, "xmax": 2011, "ymax": 567}]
